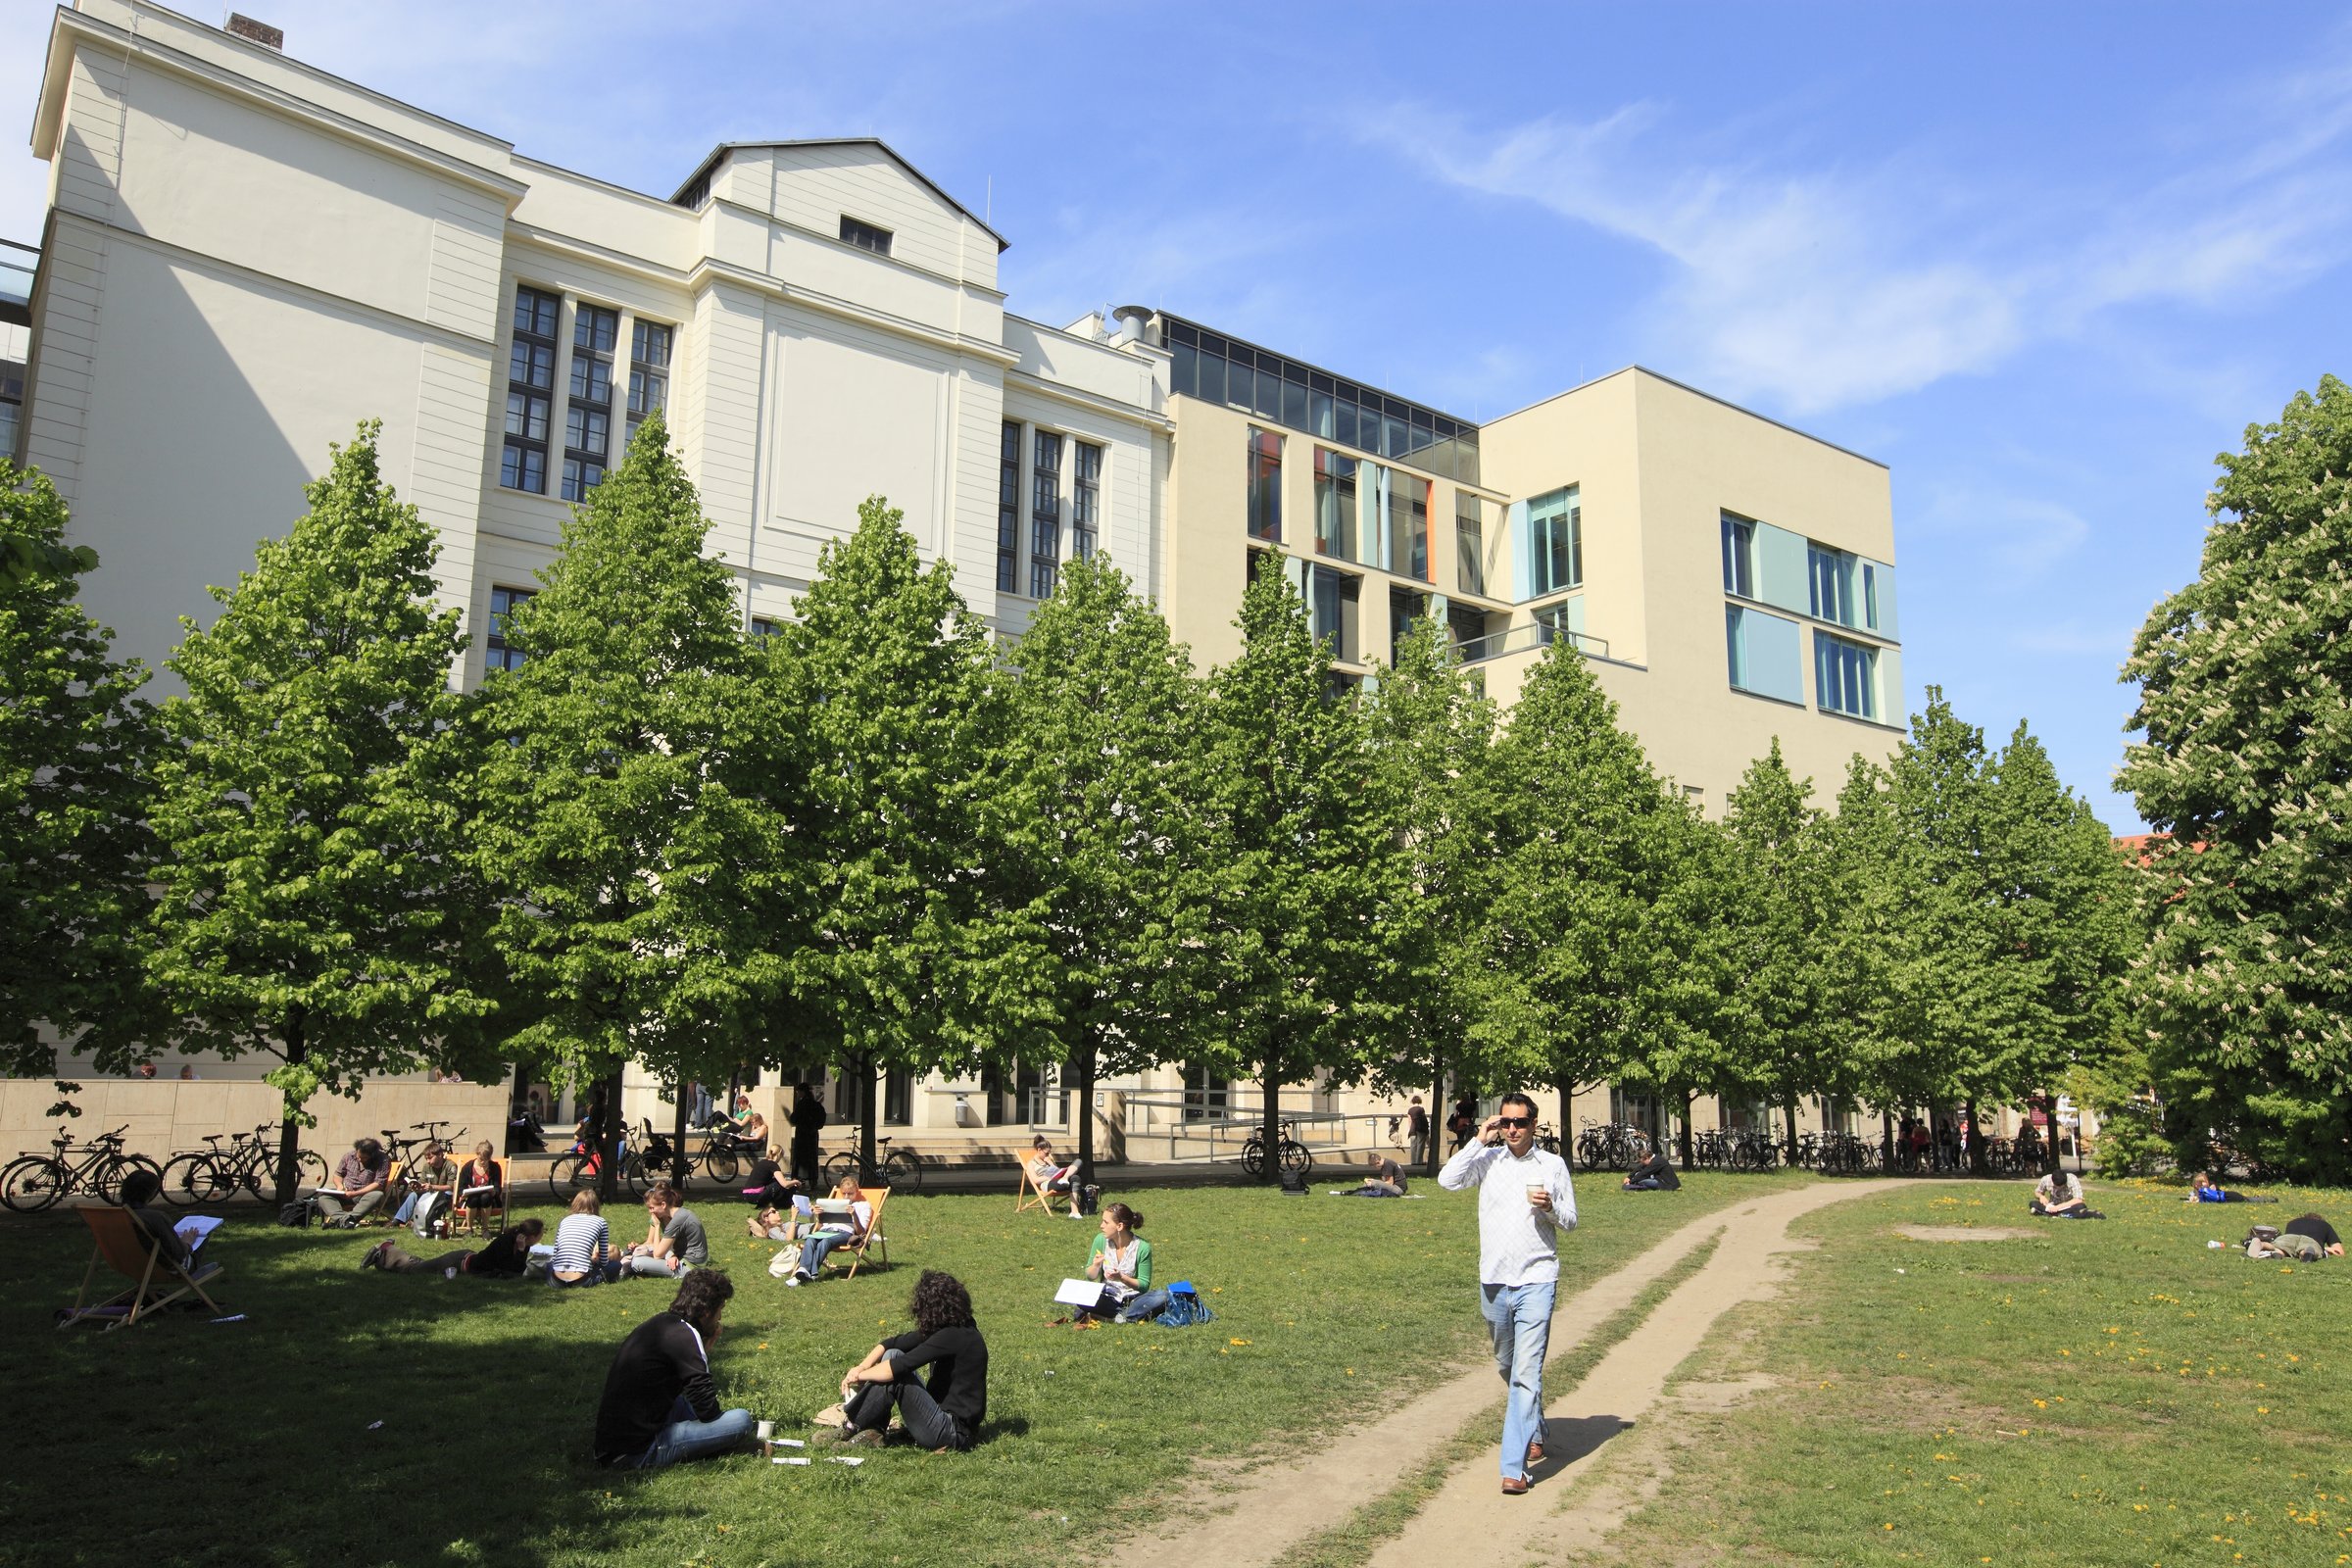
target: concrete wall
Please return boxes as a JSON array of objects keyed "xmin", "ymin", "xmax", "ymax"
[{"xmin": 0, "ymin": 1077, "xmax": 512, "ymax": 1176}]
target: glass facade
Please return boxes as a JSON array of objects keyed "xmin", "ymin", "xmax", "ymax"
[
  {"xmin": 1809, "ymin": 542, "xmax": 1858, "ymax": 626},
  {"xmin": 1162, "ymin": 316, "xmax": 1479, "ymax": 486},
  {"xmin": 1386, "ymin": 469, "xmax": 1431, "ymax": 582},
  {"xmin": 1721, "ymin": 514, "xmax": 1755, "ymax": 597},
  {"xmin": 1313, "ymin": 448, "xmax": 1357, "ymax": 559},
  {"xmin": 1456, "ymin": 492, "xmax": 1485, "ymax": 596},
  {"xmin": 1309, "ymin": 565, "xmax": 1358, "ymax": 663},
  {"xmin": 1815, "ymin": 631, "xmax": 1877, "ymax": 718},
  {"xmin": 1247, "ymin": 427, "xmax": 1283, "ymax": 543},
  {"xmin": 1529, "ymin": 486, "xmax": 1580, "ymax": 596}
]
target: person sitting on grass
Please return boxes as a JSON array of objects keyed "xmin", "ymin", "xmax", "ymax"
[
  {"xmin": 2031, "ymin": 1169, "xmax": 2104, "ymax": 1219},
  {"xmin": 315, "ymin": 1137, "xmax": 392, "ymax": 1227},
  {"xmin": 364, "ymin": 1216, "xmax": 545, "ymax": 1277},
  {"xmin": 2184, "ymin": 1171, "xmax": 2278, "ymax": 1204},
  {"xmin": 2285, "ymin": 1212, "xmax": 2344, "ymax": 1257},
  {"xmin": 116, "ymin": 1167, "xmax": 191, "ymax": 1270},
  {"xmin": 592, "ymin": 1269, "xmax": 757, "ymax": 1470},
  {"xmin": 738, "ymin": 1153, "xmax": 804, "ymax": 1210},
  {"xmin": 1622, "ymin": 1150, "xmax": 1681, "ymax": 1192},
  {"xmin": 609, "ymin": 1185, "xmax": 709, "ymax": 1280},
  {"xmin": 1341, "ymin": 1152, "xmax": 1409, "ymax": 1197},
  {"xmin": 1028, "ymin": 1135, "xmax": 1080, "ymax": 1216},
  {"xmin": 781, "ymin": 1176, "xmax": 871, "ymax": 1286},
  {"xmin": 824, "ymin": 1270, "xmax": 988, "ymax": 1451},
  {"xmin": 549, "ymin": 1190, "xmax": 612, "ymax": 1288},
  {"xmin": 1077, "ymin": 1201, "xmax": 1169, "ymax": 1323}
]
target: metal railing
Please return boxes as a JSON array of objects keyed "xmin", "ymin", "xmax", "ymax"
[{"xmin": 1455, "ymin": 619, "xmax": 1609, "ymax": 664}]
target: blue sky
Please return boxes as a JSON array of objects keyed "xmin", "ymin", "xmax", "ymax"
[{"xmin": 7, "ymin": 2, "xmax": 2350, "ymax": 828}]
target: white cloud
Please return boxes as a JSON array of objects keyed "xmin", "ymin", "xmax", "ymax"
[
  {"xmin": 1910, "ymin": 486, "xmax": 2092, "ymax": 580},
  {"xmin": 1351, "ymin": 40, "xmax": 2352, "ymax": 416}
]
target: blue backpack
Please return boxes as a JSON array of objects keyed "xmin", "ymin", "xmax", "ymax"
[{"xmin": 1153, "ymin": 1282, "xmax": 1215, "ymax": 1328}]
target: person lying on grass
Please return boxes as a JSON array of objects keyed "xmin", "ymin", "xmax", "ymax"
[
  {"xmin": 747, "ymin": 1199, "xmax": 811, "ymax": 1243},
  {"xmin": 593, "ymin": 1269, "xmax": 757, "ymax": 1470},
  {"xmin": 780, "ymin": 1176, "xmax": 870, "ymax": 1286},
  {"xmin": 2184, "ymin": 1171, "xmax": 2278, "ymax": 1203},
  {"xmin": 2246, "ymin": 1213, "xmax": 2343, "ymax": 1260},
  {"xmin": 1622, "ymin": 1150, "xmax": 1680, "ymax": 1192},
  {"xmin": 823, "ymin": 1269, "xmax": 988, "ymax": 1451},
  {"xmin": 364, "ymin": 1217, "xmax": 545, "ymax": 1277},
  {"xmin": 1074, "ymin": 1201, "xmax": 1169, "ymax": 1323},
  {"xmin": 2030, "ymin": 1170, "xmax": 2103, "ymax": 1218}
]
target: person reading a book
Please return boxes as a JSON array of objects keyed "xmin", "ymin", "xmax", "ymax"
[
  {"xmin": 453, "ymin": 1142, "xmax": 504, "ymax": 1230},
  {"xmin": 392, "ymin": 1140, "xmax": 459, "ymax": 1226},
  {"xmin": 1028, "ymin": 1135, "xmax": 1080, "ymax": 1216},
  {"xmin": 315, "ymin": 1138, "xmax": 392, "ymax": 1227},
  {"xmin": 781, "ymin": 1176, "xmax": 870, "ymax": 1286},
  {"xmin": 116, "ymin": 1167, "xmax": 192, "ymax": 1269}
]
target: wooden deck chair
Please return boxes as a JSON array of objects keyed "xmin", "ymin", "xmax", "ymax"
[
  {"xmin": 1015, "ymin": 1160, "xmax": 1069, "ymax": 1217},
  {"xmin": 371, "ymin": 1161, "xmax": 407, "ymax": 1227},
  {"xmin": 453, "ymin": 1158, "xmax": 506, "ymax": 1237},
  {"xmin": 62, "ymin": 1205, "xmax": 226, "ymax": 1330},
  {"xmin": 826, "ymin": 1187, "xmax": 891, "ymax": 1279}
]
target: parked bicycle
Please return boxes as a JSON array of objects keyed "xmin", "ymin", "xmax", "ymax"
[
  {"xmin": 1, "ymin": 1124, "xmax": 163, "ymax": 1212},
  {"xmin": 1534, "ymin": 1121, "xmax": 1563, "ymax": 1157},
  {"xmin": 548, "ymin": 1123, "xmax": 661, "ymax": 1202},
  {"xmin": 697, "ymin": 1118, "xmax": 766, "ymax": 1185},
  {"xmin": 822, "ymin": 1133, "xmax": 926, "ymax": 1192},
  {"xmin": 1241, "ymin": 1119, "xmax": 1313, "ymax": 1177},
  {"xmin": 1574, "ymin": 1119, "xmax": 1650, "ymax": 1172},
  {"xmin": 159, "ymin": 1123, "xmax": 328, "ymax": 1205}
]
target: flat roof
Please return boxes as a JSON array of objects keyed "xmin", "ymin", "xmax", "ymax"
[{"xmin": 1491, "ymin": 366, "xmax": 1887, "ymax": 470}]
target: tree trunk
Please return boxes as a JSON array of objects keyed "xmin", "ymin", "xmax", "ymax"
[
  {"xmin": 1258, "ymin": 1054, "xmax": 1283, "ymax": 1184},
  {"xmin": 272, "ymin": 1005, "xmax": 309, "ymax": 1206},
  {"xmin": 2040, "ymin": 1090, "xmax": 2064, "ymax": 1177},
  {"xmin": 1965, "ymin": 1096, "xmax": 1989, "ymax": 1177},
  {"xmin": 596, "ymin": 1067, "xmax": 625, "ymax": 1202},
  {"xmin": 858, "ymin": 1055, "xmax": 878, "ymax": 1180},
  {"xmin": 1428, "ymin": 1053, "xmax": 1445, "ymax": 1179},
  {"xmin": 1557, "ymin": 1077, "xmax": 1574, "ymax": 1149},
  {"xmin": 1679, "ymin": 1089, "xmax": 1696, "ymax": 1170},
  {"xmin": 1881, "ymin": 1107, "xmax": 1895, "ymax": 1174},
  {"xmin": 1783, "ymin": 1099, "xmax": 1798, "ymax": 1162},
  {"xmin": 670, "ymin": 1081, "xmax": 692, "ymax": 1186},
  {"xmin": 1073, "ymin": 1038, "xmax": 1099, "ymax": 1180}
]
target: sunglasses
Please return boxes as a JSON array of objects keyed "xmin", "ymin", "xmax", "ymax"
[{"xmin": 1496, "ymin": 1116, "xmax": 1534, "ymax": 1129}]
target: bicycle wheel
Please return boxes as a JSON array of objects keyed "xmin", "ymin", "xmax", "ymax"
[
  {"xmin": 1277, "ymin": 1139, "xmax": 1313, "ymax": 1175},
  {"xmin": 1, "ymin": 1155, "xmax": 67, "ymax": 1212},
  {"xmin": 821, "ymin": 1151, "xmax": 859, "ymax": 1188},
  {"xmin": 1241, "ymin": 1140, "xmax": 1266, "ymax": 1178},
  {"xmin": 883, "ymin": 1149, "xmax": 923, "ymax": 1193},
  {"xmin": 96, "ymin": 1153, "xmax": 161, "ymax": 1206},
  {"xmin": 623, "ymin": 1152, "xmax": 655, "ymax": 1199},
  {"xmin": 293, "ymin": 1150, "xmax": 328, "ymax": 1190},
  {"xmin": 547, "ymin": 1152, "xmax": 590, "ymax": 1202},
  {"xmin": 161, "ymin": 1152, "xmax": 233, "ymax": 1206},
  {"xmin": 702, "ymin": 1143, "xmax": 742, "ymax": 1184}
]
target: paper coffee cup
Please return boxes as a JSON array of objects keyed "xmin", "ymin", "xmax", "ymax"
[
  {"xmin": 1526, "ymin": 1185, "xmax": 1546, "ymax": 1202},
  {"xmin": 756, "ymin": 1419, "xmax": 774, "ymax": 1441}
]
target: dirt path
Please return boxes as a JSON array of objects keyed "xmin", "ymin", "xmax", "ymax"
[{"xmin": 1148, "ymin": 1181, "xmax": 1896, "ymax": 1568}]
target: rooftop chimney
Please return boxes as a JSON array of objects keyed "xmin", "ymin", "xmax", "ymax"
[{"xmin": 225, "ymin": 14, "xmax": 283, "ymax": 51}]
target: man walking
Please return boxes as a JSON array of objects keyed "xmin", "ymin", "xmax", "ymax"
[
  {"xmin": 1439, "ymin": 1091, "xmax": 1576, "ymax": 1495},
  {"xmin": 1406, "ymin": 1095, "xmax": 1430, "ymax": 1169}
]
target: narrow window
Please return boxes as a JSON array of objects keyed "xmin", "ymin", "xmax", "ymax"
[
  {"xmin": 1808, "ymin": 543, "xmax": 1857, "ymax": 626},
  {"xmin": 1313, "ymin": 448, "xmax": 1357, "ymax": 559},
  {"xmin": 486, "ymin": 586, "xmax": 536, "ymax": 671},
  {"xmin": 1455, "ymin": 492, "xmax": 1485, "ymax": 597},
  {"xmin": 500, "ymin": 285, "xmax": 559, "ymax": 494},
  {"xmin": 1725, "ymin": 606, "xmax": 1745, "ymax": 689},
  {"xmin": 1815, "ymin": 631, "xmax": 1878, "ymax": 718},
  {"xmin": 997, "ymin": 421, "xmax": 1021, "ymax": 594},
  {"xmin": 563, "ymin": 303, "xmax": 619, "ymax": 502},
  {"xmin": 840, "ymin": 216, "xmax": 893, "ymax": 256},
  {"xmin": 1309, "ymin": 565, "xmax": 1359, "ymax": 663},
  {"xmin": 1388, "ymin": 471, "xmax": 1431, "ymax": 582},
  {"xmin": 1030, "ymin": 430, "xmax": 1063, "ymax": 599},
  {"xmin": 1721, "ymin": 514, "xmax": 1755, "ymax": 598},
  {"xmin": 625, "ymin": 318, "xmax": 672, "ymax": 451},
  {"xmin": 1247, "ymin": 428, "xmax": 1283, "ymax": 543},
  {"xmin": 1072, "ymin": 442, "xmax": 1102, "ymax": 561},
  {"xmin": 1529, "ymin": 486, "xmax": 1581, "ymax": 596}
]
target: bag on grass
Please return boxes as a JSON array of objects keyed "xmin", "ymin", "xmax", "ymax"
[
  {"xmin": 1153, "ymin": 1282, "xmax": 1215, "ymax": 1328},
  {"xmin": 1077, "ymin": 1184, "xmax": 1102, "ymax": 1217},
  {"xmin": 277, "ymin": 1197, "xmax": 316, "ymax": 1228},
  {"xmin": 412, "ymin": 1190, "xmax": 449, "ymax": 1239}
]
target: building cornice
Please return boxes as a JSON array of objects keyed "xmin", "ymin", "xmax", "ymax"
[
  {"xmin": 687, "ymin": 256, "xmax": 1020, "ymax": 368},
  {"xmin": 1003, "ymin": 368, "xmax": 1170, "ymax": 434}
]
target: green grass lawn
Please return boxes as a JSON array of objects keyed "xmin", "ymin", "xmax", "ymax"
[
  {"xmin": 1593, "ymin": 1178, "xmax": 2352, "ymax": 1568},
  {"xmin": 0, "ymin": 1167, "xmax": 1794, "ymax": 1568}
]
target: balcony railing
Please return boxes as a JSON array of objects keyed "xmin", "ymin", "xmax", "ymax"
[{"xmin": 1454, "ymin": 619, "xmax": 1609, "ymax": 664}]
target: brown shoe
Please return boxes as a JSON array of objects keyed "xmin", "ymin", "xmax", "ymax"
[
  {"xmin": 1527, "ymin": 1441, "xmax": 1545, "ymax": 1465},
  {"xmin": 1501, "ymin": 1476, "xmax": 1531, "ymax": 1495}
]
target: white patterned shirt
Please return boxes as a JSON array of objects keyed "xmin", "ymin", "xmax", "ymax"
[{"xmin": 1439, "ymin": 1139, "xmax": 1577, "ymax": 1286}]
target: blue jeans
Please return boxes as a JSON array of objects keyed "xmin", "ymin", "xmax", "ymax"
[
  {"xmin": 634, "ymin": 1396, "xmax": 756, "ymax": 1469},
  {"xmin": 798, "ymin": 1231, "xmax": 852, "ymax": 1277},
  {"xmin": 1480, "ymin": 1280, "xmax": 1555, "ymax": 1480},
  {"xmin": 1115, "ymin": 1286, "xmax": 1171, "ymax": 1323}
]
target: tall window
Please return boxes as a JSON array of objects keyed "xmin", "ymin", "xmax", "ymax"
[
  {"xmin": 1310, "ymin": 566, "xmax": 1359, "ymax": 663},
  {"xmin": 563, "ymin": 303, "xmax": 618, "ymax": 502},
  {"xmin": 501, "ymin": 285, "xmax": 559, "ymax": 494},
  {"xmin": 1072, "ymin": 441, "xmax": 1102, "ymax": 561},
  {"xmin": 1388, "ymin": 471, "xmax": 1430, "ymax": 582},
  {"xmin": 1815, "ymin": 631, "xmax": 1877, "ymax": 719},
  {"xmin": 996, "ymin": 420, "xmax": 1021, "ymax": 594},
  {"xmin": 486, "ymin": 586, "xmax": 535, "ymax": 672},
  {"xmin": 1809, "ymin": 543, "xmax": 1857, "ymax": 626},
  {"xmin": 1030, "ymin": 430, "xmax": 1063, "ymax": 599},
  {"xmin": 1456, "ymin": 492, "xmax": 1485, "ymax": 596},
  {"xmin": 1247, "ymin": 428, "xmax": 1283, "ymax": 542},
  {"xmin": 626, "ymin": 318, "xmax": 671, "ymax": 451},
  {"xmin": 1530, "ymin": 485, "xmax": 1580, "ymax": 595},
  {"xmin": 0, "ymin": 356, "xmax": 23, "ymax": 464},
  {"xmin": 1721, "ymin": 514, "xmax": 1755, "ymax": 597},
  {"xmin": 1390, "ymin": 586, "xmax": 1427, "ymax": 664},
  {"xmin": 1313, "ymin": 448, "xmax": 1356, "ymax": 559},
  {"xmin": 1724, "ymin": 606, "xmax": 1745, "ymax": 689}
]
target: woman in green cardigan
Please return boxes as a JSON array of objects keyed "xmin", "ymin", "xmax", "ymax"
[{"xmin": 1082, "ymin": 1201, "xmax": 1169, "ymax": 1323}]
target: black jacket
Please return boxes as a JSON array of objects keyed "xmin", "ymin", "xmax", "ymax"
[
  {"xmin": 883, "ymin": 1323, "xmax": 988, "ymax": 1432},
  {"xmin": 594, "ymin": 1311, "xmax": 719, "ymax": 1465}
]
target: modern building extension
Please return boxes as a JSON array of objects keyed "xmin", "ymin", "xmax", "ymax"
[{"xmin": 6, "ymin": 1, "xmax": 1908, "ymax": 1158}]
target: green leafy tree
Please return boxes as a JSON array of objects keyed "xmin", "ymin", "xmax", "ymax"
[
  {"xmin": 753, "ymin": 496, "xmax": 1046, "ymax": 1177},
  {"xmin": 469, "ymin": 412, "xmax": 769, "ymax": 1197},
  {"xmin": 1199, "ymin": 556, "xmax": 1399, "ymax": 1180},
  {"xmin": 2119, "ymin": 374, "xmax": 2352, "ymax": 1182},
  {"xmin": 1463, "ymin": 637, "xmax": 1683, "ymax": 1136},
  {"xmin": 0, "ymin": 465, "xmax": 159, "ymax": 1095},
  {"xmin": 147, "ymin": 423, "xmax": 488, "ymax": 1200},
  {"xmin": 1719, "ymin": 741, "xmax": 1834, "ymax": 1146},
  {"xmin": 1359, "ymin": 616, "xmax": 1494, "ymax": 1175},
  {"xmin": 996, "ymin": 553, "xmax": 1211, "ymax": 1174},
  {"xmin": 1814, "ymin": 753, "xmax": 1903, "ymax": 1148}
]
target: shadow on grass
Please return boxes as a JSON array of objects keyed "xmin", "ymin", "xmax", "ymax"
[{"xmin": 1531, "ymin": 1411, "xmax": 1632, "ymax": 1477}]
